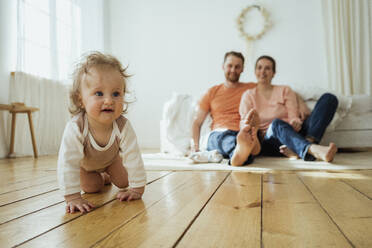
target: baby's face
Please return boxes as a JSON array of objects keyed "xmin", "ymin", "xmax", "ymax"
[{"xmin": 80, "ymin": 66, "xmax": 125, "ymax": 127}]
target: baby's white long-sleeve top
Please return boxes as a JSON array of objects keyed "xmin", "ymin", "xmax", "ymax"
[{"xmin": 57, "ymin": 113, "xmax": 146, "ymax": 196}]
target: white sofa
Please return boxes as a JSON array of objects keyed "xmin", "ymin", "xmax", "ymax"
[
  {"xmin": 321, "ymin": 94, "xmax": 372, "ymax": 148},
  {"xmin": 161, "ymin": 89, "xmax": 372, "ymax": 156}
]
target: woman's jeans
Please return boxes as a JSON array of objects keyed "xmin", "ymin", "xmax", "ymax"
[
  {"xmin": 207, "ymin": 130, "xmax": 254, "ymax": 165},
  {"xmin": 261, "ymin": 93, "xmax": 338, "ymax": 161}
]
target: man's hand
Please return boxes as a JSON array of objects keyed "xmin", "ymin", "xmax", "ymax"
[
  {"xmin": 117, "ymin": 186, "xmax": 144, "ymax": 202},
  {"xmin": 191, "ymin": 145, "xmax": 200, "ymax": 153},
  {"xmin": 191, "ymin": 107, "xmax": 208, "ymax": 152},
  {"xmin": 65, "ymin": 193, "xmax": 95, "ymax": 214}
]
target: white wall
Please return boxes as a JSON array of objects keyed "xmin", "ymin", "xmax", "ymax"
[
  {"xmin": 106, "ymin": 0, "xmax": 328, "ymax": 149},
  {"xmin": 80, "ymin": 0, "xmax": 105, "ymax": 53}
]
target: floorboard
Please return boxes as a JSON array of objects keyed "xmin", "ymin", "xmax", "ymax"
[
  {"xmin": 0, "ymin": 181, "xmax": 58, "ymax": 206},
  {"xmin": 177, "ymin": 172, "xmax": 261, "ymax": 248},
  {"xmin": 262, "ymin": 173, "xmax": 351, "ymax": 247},
  {"xmin": 19, "ymin": 172, "xmax": 198, "ymax": 248},
  {"xmin": 299, "ymin": 171, "xmax": 372, "ymax": 247},
  {"xmin": 341, "ymin": 170, "xmax": 372, "ymax": 199},
  {"xmin": 0, "ymin": 172, "xmax": 56, "ymax": 194},
  {"xmin": 0, "ymin": 171, "xmax": 167, "ymax": 247},
  {"xmin": 0, "ymin": 189, "xmax": 62, "ymax": 225},
  {"xmin": 0, "ymin": 155, "xmax": 372, "ymax": 247},
  {"xmin": 94, "ymin": 171, "xmax": 229, "ymax": 248}
]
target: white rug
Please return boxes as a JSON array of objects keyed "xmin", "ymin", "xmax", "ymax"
[{"xmin": 143, "ymin": 151, "xmax": 372, "ymax": 172}]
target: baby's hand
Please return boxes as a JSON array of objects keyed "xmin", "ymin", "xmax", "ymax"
[
  {"xmin": 117, "ymin": 187, "xmax": 144, "ymax": 202},
  {"xmin": 65, "ymin": 193, "xmax": 95, "ymax": 214}
]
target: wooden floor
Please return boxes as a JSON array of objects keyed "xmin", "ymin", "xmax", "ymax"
[{"xmin": 0, "ymin": 155, "xmax": 372, "ymax": 248}]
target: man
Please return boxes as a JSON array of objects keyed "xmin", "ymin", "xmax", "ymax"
[{"xmin": 191, "ymin": 51, "xmax": 260, "ymax": 166}]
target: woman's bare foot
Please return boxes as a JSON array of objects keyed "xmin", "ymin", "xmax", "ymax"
[
  {"xmin": 101, "ymin": 172, "xmax": 111, "ymax": 185},
  {"xmin": 279, "ymin": 145, "xmax": 299, "ymax": 159},
  {"xmin": 231, "ymin": 125, "xmax": 255, "ymax": 166},
  {"xmin": 308, "ymin": 143, "xmax": 338, "ymax": 162}
]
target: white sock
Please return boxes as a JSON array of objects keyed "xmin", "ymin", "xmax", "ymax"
[{"xmin": 189, "ymin": 150, "xmax": 223, "ymax": 163}]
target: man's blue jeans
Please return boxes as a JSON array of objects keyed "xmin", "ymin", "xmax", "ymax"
[
  {"xmin": 261, "ymin": 93, "xmax": 338, "ymax": 161},
  {"xmin": 207, "ymin": 130, "xmax": 254, "ymax": 165}
]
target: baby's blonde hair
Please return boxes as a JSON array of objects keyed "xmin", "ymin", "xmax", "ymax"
[{"xmin": 69, "ymin": 51, "xmax": 130, "ymax": 115}]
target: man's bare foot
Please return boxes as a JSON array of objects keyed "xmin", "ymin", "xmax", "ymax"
[
  {"xmin": 243, "ymin": 109, "xmax": 261, "ymax": 155},
  {"xmin": 101, "ymin": 172, "xmax": 111, "ymax": 185},
  {"xmin": 231, "ymin": 125, "xmax": 255, "ymax": 166},
  {"xmin": 279, "ymin": 145, "xmax": 299, "ymax": 159},
  {"xmin": 308, "ymin": 143, "xmax": 338, "ymax": 162}
]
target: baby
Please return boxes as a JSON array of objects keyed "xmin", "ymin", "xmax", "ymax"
[{"xmin": 58, "ymin": 52, "xmax": 146, "ymax": 214}]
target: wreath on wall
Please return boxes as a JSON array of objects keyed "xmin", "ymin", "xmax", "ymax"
[
  {"xmin": 237, "ymin": 5, "xmax": 272, "ymax": 41},
  {"xmin": 236, "ymin": 5, "xmax": 272, "ymax": 62}
]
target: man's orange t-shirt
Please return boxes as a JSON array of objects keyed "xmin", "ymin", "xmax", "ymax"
[{"xmin": 199, "ymin": 82, "xmax": 256, "ymax": 131}]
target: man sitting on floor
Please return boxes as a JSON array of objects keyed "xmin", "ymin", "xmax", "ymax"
[
  {"xmin": 191, "ymin": 51, "xmax": 260, "ymax": 166},
  {"xmin": 191, "ymin": 51, "xmax": 311, "ymax": 166}
]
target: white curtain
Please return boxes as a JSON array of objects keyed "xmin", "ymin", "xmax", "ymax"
[
  {"xmin": 322, "ymin": 0, "xmax": 372, "ymax": 96},
  {"xmin": 8, "ymin": 0, "xmax": 82, "ymax": 157},
  {"xmin": 16, "ymin": 0, "xmax": 81, "ymax": 82}
]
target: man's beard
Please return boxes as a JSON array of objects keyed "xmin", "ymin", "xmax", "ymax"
[{"xmin": 226, "ymin": 72, "xmax": 240, "ymax": 83}]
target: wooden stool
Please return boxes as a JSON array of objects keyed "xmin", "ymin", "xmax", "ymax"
[{"xmin": 0, "ymin": 102, "xmax": 39, "ymax": 158}]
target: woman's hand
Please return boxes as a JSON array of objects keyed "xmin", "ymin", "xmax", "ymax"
[
  {"xmin": 290, "ymin": 119, "xmax": 302, "ymax": 132},
  {"xmin": 297, "ymin": 96, "xmax": 311, "ymax": 121},
  {"xmin": 299, "ymin": 107, "xmax": 310, "ymax": 121},
  {"xmin": 65, "ymin": 193, "xmax": 95, "ymax": 214},
  {"xmin": 117, "ymin": 186, "xmax": 144, "ymax": 202}
]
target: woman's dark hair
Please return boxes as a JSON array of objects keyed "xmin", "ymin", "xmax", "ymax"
[{"xmin": 255, "ymin": 55, "xmax": 276, "ymax": 73}]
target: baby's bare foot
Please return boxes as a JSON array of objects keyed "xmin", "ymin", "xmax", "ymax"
[
  {"xmin": 279, "ymin": 145, "xmax": 299, "ymax": 159},
  {"xmin": 231, "ymin": 125, "xmax": 255, "ymax": 166},
  {"xmin": 309, "ymin": 143, "xmax": 338, "ymax": 162},
  {"xmin": 101, "ymin": 172, "xmax": 111, "ymax": 185}
]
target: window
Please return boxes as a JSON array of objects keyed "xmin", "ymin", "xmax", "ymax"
[{"xmin": 17, "ymin": 0, "xmax": 81, "ymax": 83}]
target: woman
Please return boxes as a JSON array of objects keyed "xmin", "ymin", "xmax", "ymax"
[{"xmin": 239, "ymin": 55, "xmax": 338, "ymax": 162}]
